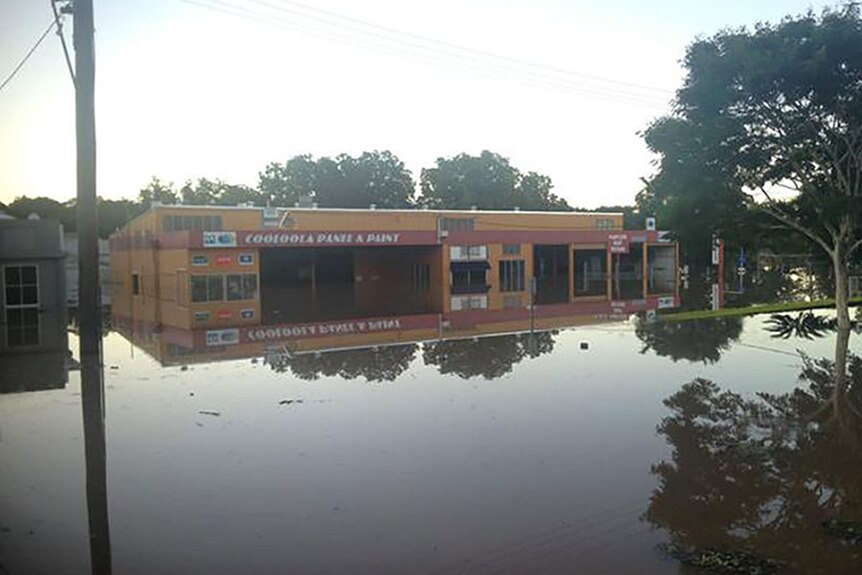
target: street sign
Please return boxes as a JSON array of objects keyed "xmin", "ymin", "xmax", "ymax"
[{"xmin": 609, "ymin": 233, "xmax": 630, "ymax": 254}]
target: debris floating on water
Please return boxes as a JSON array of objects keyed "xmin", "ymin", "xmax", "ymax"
[
  {"xmin": 824, "ymin": 519, "xmax": 862, "ymax": 544},
  {"xmin": 198, "ymin": 410, "xmax": 221, "ymax": 417},
  {"xmin": 279, "ymin": 399, "xmax": 304, "ymax": 406},
  {"xmin": 658, "ymin": 543, "xmax": 781, "ymax": 574}
]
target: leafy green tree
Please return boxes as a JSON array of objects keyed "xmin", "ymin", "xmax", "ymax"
[
  {"xmin": 138, "ymin": 177, "xmax": 178, "ymax": 205},
  {"xmin": 258, "ymin": 151, "xmax": 414, "ymax": 208},
  {"xmin": 267, "ymin": 344, "xmax": 418, "ymax": 382},
  {"xmin": 422, "ymin": 332, "xmax": 556, "ymax": 379},
  {"xmin": 180, "ymin": 178, "xmax": 263, "ymax": 206},
  {"xmin": 97, "ymin": 198, "xmax": 144, "ymax": 237},
  {"xmin": 419, "ymin": 150, "xmax": 569, "ymax": 210},
  {"xmin": 6, "ymin": 196, "xmax": 76, "ymax": 231},
  {"xmin": 643, "ymin": 6, "xmax": 862, "ymax": 342}
]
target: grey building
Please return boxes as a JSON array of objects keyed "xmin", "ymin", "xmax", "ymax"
[{"xmin": 0, "ymin": 215, "xmax": 69, "ymax": 392}]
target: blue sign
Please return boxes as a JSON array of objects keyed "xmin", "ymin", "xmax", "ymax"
[
  {"xmin": 240, "ymin": 309, "xmax": 254, "ymax": 319},
  {"xmin": 239, "ymin": 253, "xmax": 254, "ymax": 265},
  {"xmin": 192, "ymin": 255, "xmax": 209, "ymax": 266},
  {"xmin": 194, "ymin": 311, "xmax": 210, "ymax": 322}
]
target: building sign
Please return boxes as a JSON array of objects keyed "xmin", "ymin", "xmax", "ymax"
[
  {"xmin": 242, "ymin": 314, "xmax": 437, "ymax": 344},
  {"xmin": 203, "ymin": 231, "xmax": 237, "ymax": 248},
  {"xmin": 194, "ymin": 311, "xmax": 210, "ymax": 322},
  {"xmin": 215, "ymin": 255, "xmax": 233, "ymax": 266},
  {"xmin": 216, "ymin": 310, "xmax": 233, "ymax": 319},
  {"xmin": 191, "ymin": 255, "xmax": 209, "ymax": 266},
  {"xmin": 239, "ymin": 231, "xmax": 422, "ymax": 247},
  {"xmin": 206, "ymin": 328, "xmax": 239, "ymax": 346},
  {"xmin": 238, "ymin": 253, "xmax": 254, "ymax": 265},
  {"xmin": 240, "ymin": 309, "xmax": 254, "ymax": 319},
  {"xmin": 608, "ymin": 233, "xmax": 630, "ymax": 254}
]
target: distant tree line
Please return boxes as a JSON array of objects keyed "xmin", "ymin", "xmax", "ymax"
[{"xmin": 4, "ymin": 150, "xmax": 639, "ymax": 238}]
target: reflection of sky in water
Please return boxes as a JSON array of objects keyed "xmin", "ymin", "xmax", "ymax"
[{"xmin": 0, "ymin": 313, "xmax": 856, "ymax": 574}]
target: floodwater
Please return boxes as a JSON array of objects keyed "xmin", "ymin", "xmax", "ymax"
[{"xmin": 1, "ymin": 308, "xmax": 860, "ymax": 574}]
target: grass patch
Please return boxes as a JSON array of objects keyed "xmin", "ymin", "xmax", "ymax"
[{"xmin": 660, "ymin": 297, "xmax": 862, "ymax": 322}]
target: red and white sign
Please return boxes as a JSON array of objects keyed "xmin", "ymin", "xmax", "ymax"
[
  {"xmin": 608, "ymin": 233, "xmax": 630, "ymax": 254},
  {"xmin": 237, "ymin": 230, "xmax": 436, "ymax": 247},
  {"xmin": 215, "ymin": 255, "xmax": 233, "ymax": 265},
  {"xmin": 216, "ymin": 310, "xmax": 233, "ymax": 319}
]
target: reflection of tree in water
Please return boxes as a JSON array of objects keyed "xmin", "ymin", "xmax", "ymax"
[
  {"xmin": 635, "ymin": 317, "xmax": 743, "ymax": 364},
  {"xmin": 267, "ymin": 344, "xmax": 418, "ymax": 382},
  {"xmin": 765, "ymin": 312, "xmax": 860, "ymax": 340},
  {"xmin": 647, "ymin": 344, "xmax": 862, "ymax": 573},
  {"xmin": 422, "ymin": 332, "xmax": 556, "ymax": 380}
]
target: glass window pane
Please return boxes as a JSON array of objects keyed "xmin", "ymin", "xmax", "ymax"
[
  {"xmin": 7, "ymin": 327, "xmax": 23, "ymax": 347},
  {"xmin": 226, "ymin": 275, "xmax": 243, "ymax": 301},
  {"xmin": 242, "ymin": 274, "xmax": 257, "ymax": 299},
  {"xmin": 23, "ymin": 326, "xmax": 39, "ymax": 346},
  {"xmin": 22, "ymin": 308, "xmax": 39, "ymax": 326},
  {"xmin": 207, "ymin": 275, "xmax": 224, "ymax": 301},
  {"xmin": 22, "ymin": 286, "xmax": 38, "ymax": 305},
  {"xmin": 6, "ymin": 286, "xmax": 21, "ymax": 306},
  {"xmin": 7, "ymin": 308, "xmax": 22, "ymax": 325},
  {"xmin": 21, "ymin": 266, "xmax": 37, "ymax": 284},
  {"xmin": 191, "ymin": 276, "xmax": 208, "ymax": 302},
  {"xmin": 5, "ymin": 266, "xmax": 20, "ymax": 284}
]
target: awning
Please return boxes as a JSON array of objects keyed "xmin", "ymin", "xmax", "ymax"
[{"xmin": 450, "ymin": 261, "xmax": 491, "ymax": 272}]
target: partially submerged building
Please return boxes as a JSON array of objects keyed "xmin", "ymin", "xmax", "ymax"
[
  {"xmin": 109, "ymin": 204, "xmax": 679, "ymax": 332},
  {"xmin": 0, "ymin": 216, "xmax": 69, "ymax": 391}
]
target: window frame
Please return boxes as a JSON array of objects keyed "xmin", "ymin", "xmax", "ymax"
[
  {"xmin": 3, "ymin": 264, "xmax": 41, "ymax": 348},
  {"xmin": 499, "ymin": 259, "xmax": 525, "ymax": 292}
]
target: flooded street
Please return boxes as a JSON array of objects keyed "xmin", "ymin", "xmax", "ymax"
[{"xmin": 2, "ymin": 308, "xmax": 858, "ymax": 574}]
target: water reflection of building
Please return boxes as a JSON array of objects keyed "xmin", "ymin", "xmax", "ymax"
[
  {"xmin": 0, "ymin": 217, "xmax": 69, "ymax": 392},
  {"xmin": 114, "ymin": 296, "xmax": 676, "ymax": 367},
  {"xmin": 110, "ymin": 205, "xmax": 679, "ymax": 331}
]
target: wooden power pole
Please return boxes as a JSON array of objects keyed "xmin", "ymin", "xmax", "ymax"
[{"xmin": 73, "ymin": 1, "xmax": 113, "ymax": 573}]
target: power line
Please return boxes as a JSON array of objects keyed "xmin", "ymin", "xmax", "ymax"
[
  {"xmin": 180, "ymin": 0, "xmax": 673, "ymax": 109},
  {"xmin": 51, "ymin": 0, "xmax": 76, "ymax": 88},
  {"xmin": 0, "ymin": 20, "xmax": 57, "ymax": 95},
  {"xmin": 267, "ymin": 0, "xmax": 672, "ymax": 95}
]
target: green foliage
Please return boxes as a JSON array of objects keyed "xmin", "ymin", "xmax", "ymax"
[
  {"xmin": 5, "ymin": 196, "xmax": 77, "ymax": 231},
  {"xmin": 419, "ymin": 150, "xmax": 570, "ymax": 211},
  {"xmin": 138, "ymin": 177, "xmax": 178, "ymax": 205},
  {"xmin": 643, "ymin": 5, "xmax": 862, "ymax": 265},
  {"xmin": 422, "ymin": 332, "xmax": 556, "ymax": 379},
  {"xmin": 258, "ymin": 150, "xmax": 415, "ymax": 208},
  {"xmin": 180, "ymin": 178, "xmax": 263, "ymax": 206},
  {"xmin": 635, "ymin": 316, "xmax": 743, "ymax": 363}
]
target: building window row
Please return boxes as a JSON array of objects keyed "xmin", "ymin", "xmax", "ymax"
[
  {"xmin": 163, "ymin": 215, "xmax": 223, "ymax": 232},
  {"xmin": 191, "ymin": 273, "xmax": 257, "ymax": 303},
  {"xmin": 411, "ymin": 263, "xmax": 430, "ymax": 293},
  {"xmin": 440, "ymin": 218, "xmax": 475, "ymax": 232},
  {"xmin": 596, "ymin": 218, "xmax": 615, "ymax": 230},
  {"xmin": 502, "ymin": 243, "xmax": 521, "ymax": 255}
]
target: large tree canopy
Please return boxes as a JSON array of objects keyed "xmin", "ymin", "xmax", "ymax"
[
  {"xmin": 643, "ymin": 5, "xmax": 862, "ymax": 334},
  {"xmin": 258, "ymin": 150, "xmax": 415, "ymax": 209},
  {"xmin": 419, "ymin": 150, "xmax": 570, "ymax": 211}
]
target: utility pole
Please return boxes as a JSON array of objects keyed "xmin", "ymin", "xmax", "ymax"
[{"xmin": 72, "ymin": 1, "xmax": 113, "ymax": 573}]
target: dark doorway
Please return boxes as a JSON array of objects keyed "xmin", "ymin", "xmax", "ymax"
[
  {"xmin": 533, "ymin": 245, "xmax": 570, "ymax": 304},
  {"xmin": 611, "ymin": 245, "xmax": 645, "ymax": 300}
]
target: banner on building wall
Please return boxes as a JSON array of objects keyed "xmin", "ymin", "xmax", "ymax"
[
  {"xmin": 236, "ymin": 230, "xmax": 437, "ymax": 247},
  {"xmin": 241, "ymin": 314, "xmax": 439, "ymax": 344}
]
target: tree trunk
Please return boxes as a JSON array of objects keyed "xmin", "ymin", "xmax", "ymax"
[{"xmin": 833, "ymin": 249, "xmax": 852, "ymax": 331}]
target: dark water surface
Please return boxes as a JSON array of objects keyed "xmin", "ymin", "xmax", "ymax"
[{"xmin": 1, "ymin": 312, "xmax": 859, "ymax": 574}]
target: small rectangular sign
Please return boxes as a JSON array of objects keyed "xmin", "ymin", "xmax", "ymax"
[
  {"xmin": 608, "ymin": 233, "xmax": 630, "ymax": 254},
  {"xmin": 203, "ymin": 231, "xmax": 237, "ymax": 248},
  {"xmin": 215, "ymin": 255, "xmax": 233, "ymax": 266},
  {"xmin": 194, "ymin": 311, "xmax": 210, "ymax": 322},
  {"xmin": 240, "ymin": 309, "xmax": 254, "ymax": 319},
  {"xmin": 238, "ymin": 253, "xmax": 254, "ymax": 265},
  {"xmin": 191, "ymin": 255, "xmax": 209, "ymax": 267},
  {"xmin": 216, "ymin": 309, "xmax": 233, "ymax": 319},
  {"xmin": 206, "ymin": 328, "xmax": 239, "ymax": 346}
]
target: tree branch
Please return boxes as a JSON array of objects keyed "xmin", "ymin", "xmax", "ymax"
[{"xmin": 751, "ymin": 187, "xmax": 834, "ymax": 255}]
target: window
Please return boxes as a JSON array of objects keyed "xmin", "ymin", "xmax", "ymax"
[
  {"xmin": 574, "ymin": 249, "xmax": 608, "ymax": 297},
  {"xmin": 503, "ymin": 244, "xmax": 521, "ymax": 255},
  {"xmin": 163, "ymin": 215, "xmax": 223, "ymax": 232},
  {"xmin": 451, "ymin": 261, "xmax": 489, "ymax": 294},
  {"xmin": 596, "ymin": 218, "xmax": 615, "ymax": 230},
  {"xmin": 499, "ymin": 260, "xmax": 525, "ymax": 292},
  {"xmin": 190, "ymin": 273, "xmax": 256, "ymax": 303},
  {"xmin": 131, "ymin": 272, "xmax": 140, "ymax": 295},
  {"xmin": 450, "ymin": 245, "xmax": 487, "ymax": 261},
  {"xmin": 411, "ymin": 263, "xmax": 430, "ymax": 292},
  {"xmin": 440, "ymin": 218, "xmax": 475, "ymax": 232},
  {"xmin": 4, "ymin": 265, "xmax": 39, "ymax": 348}
]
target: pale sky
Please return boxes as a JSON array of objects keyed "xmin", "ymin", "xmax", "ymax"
[{"xmin": 0, "ymin": 0, "xmax": 833, "ymax": 209}]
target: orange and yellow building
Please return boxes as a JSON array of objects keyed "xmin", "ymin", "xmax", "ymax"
[{"xmin": 110, "ymin": 204, "xmax": 679, "ymax": 337}]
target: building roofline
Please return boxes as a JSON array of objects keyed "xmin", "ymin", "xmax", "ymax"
[{"xmin": 141, "ymin": 203, "xmax": 624, "ymax": 217}]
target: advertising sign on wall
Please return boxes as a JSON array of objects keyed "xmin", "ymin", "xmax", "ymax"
[
  {"xmin": 206, "ymin": 329, "xmax": 239, "ymax": 346},
  {"xmin": 203, "ymin": 231, "xmax": 238, "ymax": 248},
  {"xmin": 608, "ymin": 233, "xmax": 630, "ymax": 254}
]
